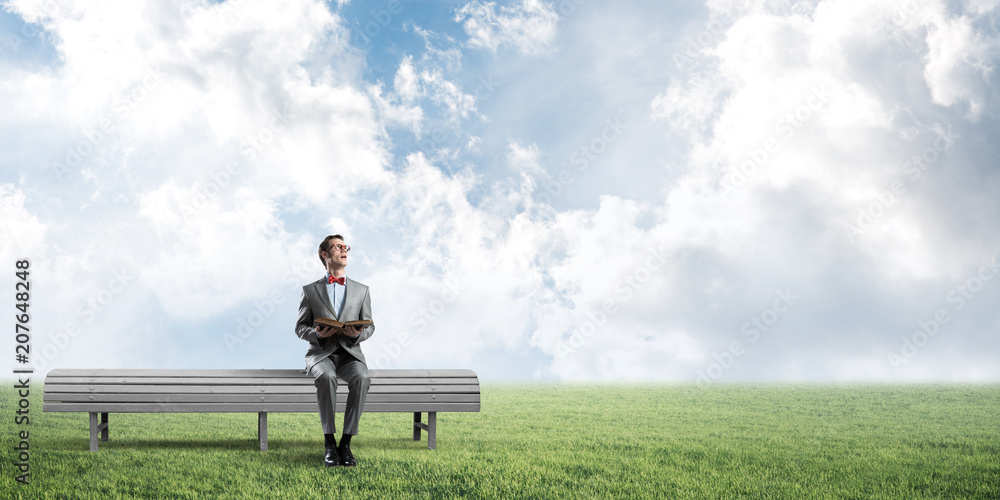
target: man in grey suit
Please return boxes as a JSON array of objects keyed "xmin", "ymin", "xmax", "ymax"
[{"xmin": 295, "ymin": 234, "xmax": 374, "ymax": 467}]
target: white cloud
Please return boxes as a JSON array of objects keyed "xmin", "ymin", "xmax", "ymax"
[
  {"xmin": 421, "ymin": 68, "xmax": 478, "ymax": 123},
  {"xmin": 0, "ymin": 0, "xmax": 391, "ymax": 368},
  {"xmin": 652, "ymin": 0, "xmax": 1000, "ymax": 282},
  {"xmin": 136, "ymin": 181, "xmax": 315, "ymax": 319},
  {"xmin": 369, "ymin": 82, "xmax": 425, "ymax": 137},
  {"xmin": 383, "ymin": 49, "xmax": 478, "ymax": 133},
  {"xmin": 454, "ymin": 0, "xmax": 560, "ymax": 55},
  {"xmin": 0, "ymin": 184, "xmax": 47, "ymax": 265},
  {"xmin": 506, "ymin": 140, "xmax": 545, "ymax": 176},
  {"xmin": 412, "ymin": 25, "xmax": 464, "ymax": 73},
  {"xmin": 476, "ymin": 0, "xmax": 999, "ymax": 381},
  {"xmin": 3, "ymin": 0, "xmax": 999, "ymax": 383},
  {"xmin": 923, "ymin": 15, "xmax": 998, "ymax": 115},
  {"xmin": 650, "ymin": 75, "xmax": 729, "ymax": 141},
  {"xmin": 394, "ymin": 55, "xmax": 422, "ymax": 102}
]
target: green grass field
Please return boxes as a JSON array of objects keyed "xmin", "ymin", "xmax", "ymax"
[{"xmin": 2, "ymin": 383, "xmax": 999, "ymax": 499}]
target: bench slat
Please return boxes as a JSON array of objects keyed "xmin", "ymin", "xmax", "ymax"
[
  {"xmin": 43, "ymin": 393, "xmax": 481, "ymax": 403},
  {"xmin": 44, "ymin": 384, "xmax": 481, "ymax": 396},
  {"xmin": 43, "ymin": 368, "xmax": 479, "ymax": 452},
  {"xmin": 45, "ymin": 376, "xmax": 479, "ymax": 386},
  {"xmin": 43, "ymin": 402, "xmax": 481, "ymax": 412},
  {"xmin": 46, "ymin": 368, "xmax": 477, "ymax": 378}
]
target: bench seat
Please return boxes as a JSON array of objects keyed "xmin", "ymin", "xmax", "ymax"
[{"xmin": 43, "ymin": 368, "xmax": 480, "ymax": 452}]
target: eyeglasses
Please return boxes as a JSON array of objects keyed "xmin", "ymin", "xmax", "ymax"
[{"xmin": 326, "ymin": 243, "xmax": 350, "ymax": 253}]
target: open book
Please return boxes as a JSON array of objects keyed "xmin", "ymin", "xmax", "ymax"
[{"xmin": 313, "ymin": 317, "xmax": 374, "ymax": 330}]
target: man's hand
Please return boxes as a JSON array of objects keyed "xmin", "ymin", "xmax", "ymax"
[
  {"xmin": 316, "ymin": 325, "xmax": 337, "ymax": 338},
  {"xmin": 343, "ymin": 325, "xmax": 361, "ymax": 339},
  {"xmin": 317, "ymin": 324, "xmax": 359, "ymax": 339}
]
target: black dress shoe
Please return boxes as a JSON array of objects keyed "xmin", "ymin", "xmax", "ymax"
[
  {"xmin": 324, "ymin": 445, "xmax": 341, "ymax": 467},
  {"xmin": 338, "ymin": 445, "xmax": 357, "ymax": 467}
]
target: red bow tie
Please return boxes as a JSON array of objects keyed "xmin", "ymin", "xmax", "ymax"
[{"xmin": 328, "ymin": 276, "xmax": 345, "ymax": 285}]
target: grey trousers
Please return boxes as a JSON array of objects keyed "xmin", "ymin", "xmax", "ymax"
[{"xmin": 308, "ymin": 349, "xmax": 371, "ymax": 435}]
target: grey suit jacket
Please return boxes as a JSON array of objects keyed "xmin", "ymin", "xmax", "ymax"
[{"xmin": 295, "ymin": 276, "xmax": 375, "ymax": 372}]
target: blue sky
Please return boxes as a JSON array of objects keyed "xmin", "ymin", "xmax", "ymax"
[{"xmin": 2, "ymin": 0, "xmax": 999, "ymax": 382}]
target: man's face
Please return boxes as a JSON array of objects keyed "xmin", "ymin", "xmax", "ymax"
[{"xmin": 324, "ymin": 238, "xmax": 349, "ymax": 267}]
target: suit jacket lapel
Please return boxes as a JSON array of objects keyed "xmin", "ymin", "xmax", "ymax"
[
  {"xmin": 313, "ymin": 279, "xmax": 339, "ymax": 320},
  {"xmin": 341, "ymin": 277, "xmax": 358, "ymax": 320}
]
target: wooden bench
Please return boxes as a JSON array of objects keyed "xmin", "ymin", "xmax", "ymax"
[{"xmin": 43, "ymin": 368, "xmax": 480, "ymax": 452}]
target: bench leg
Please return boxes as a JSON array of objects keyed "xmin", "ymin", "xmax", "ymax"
[
  {"xmin": 89, "ymin": 412, "xmax": 111, "ymax": 452},
  {"xmin": 258, "ymin": 412, "xmax": 268, "ymax": 451},
  {"xmin": 101, "ymin": 413, "xmax": 109, "ymax": 442},
  {"xmin": 412, "ymin": 411, "xmax": 437, "ymax": 450},
  {"xmin": 426, "ymin": 412, "xmax": 436, "ymax": 450},
  {"xmin": 90, "ymin": 412, "xmax": 99, "ymax": 452}
]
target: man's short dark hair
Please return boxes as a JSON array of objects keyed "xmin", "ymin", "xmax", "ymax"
[{"xmin": 318, "ymin": 234, "xmax": 344, "ymax": 266}]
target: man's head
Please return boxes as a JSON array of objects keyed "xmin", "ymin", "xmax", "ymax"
[{"xmin": 318, "ymin": 234, "xmax": 350, "ymax": 270}]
